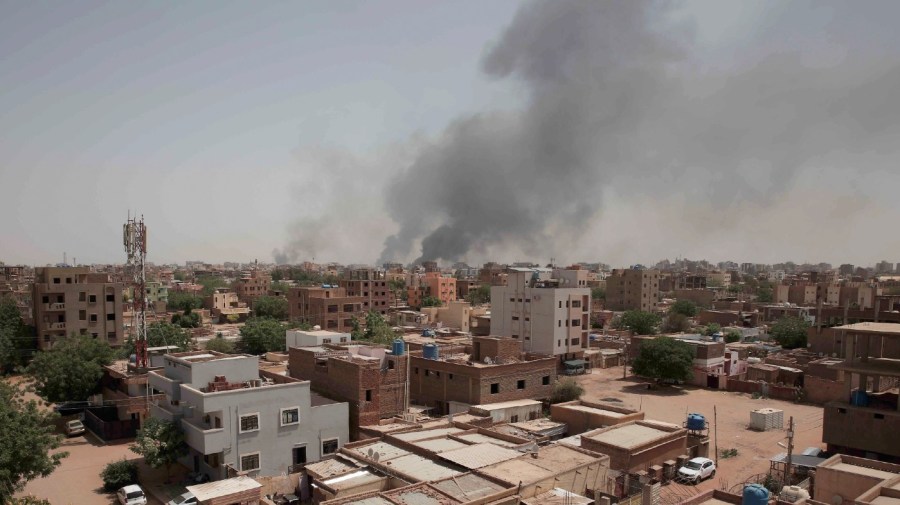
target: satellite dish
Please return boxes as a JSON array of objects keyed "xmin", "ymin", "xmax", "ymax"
[
  {"xmin": 484, "ymin": 357, "xmax": 492, "ymax": 364},
  {"xmin": 373, "ymin": 452, "xmax": 380, "ymax": 462},
  {"xmin": 367, "ymin": 448, "xmax": 374, "ymax": 458}
]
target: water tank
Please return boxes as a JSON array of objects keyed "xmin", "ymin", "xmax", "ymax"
[
  {"xmin": 851, "ymin": 389, "xmax": 869, "ymax": 407},
  {"xmin": 780, "ymin": 485, "xmax": 810, "ymax": 503},
  {"xmin": 129, "ymin": 353, "xmax": 137, "ymax": 363},
  {"xmin": 422, "ymin": 328, "xmax": 436, "ymax": 338},
  {"xmin": 423, "ymin": 343, "xmax": 439, "ymax": 360},
  {"xmin": 392, "ymin": 339, "xmax": 405, "ymax": 356},
  {"xmin": 686, "ymin": 413, "xmax": 706, "ymax": 431},
  {"xmin": 743, "ymin": 484, "xmax": 770, "ymax": 505}
]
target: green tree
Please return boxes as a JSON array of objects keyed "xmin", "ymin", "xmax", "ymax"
[
  {"xmin": 420, "ymin": 296, "xmax": 442, "ymax": 307},
  {"xmin": 616, "ymin": 311, "xmax": 661, "ymax": 335},
  {"xmin": 173, "ymin": 271, "xmax": 187, "ymax": 282},
  {"xmin": 0, "ymin": 381, "xmax": 67, "ymax": 502},
  {"xmin": 355, "ymin": 311, "xmax": 397, "ymax": 346},
  {"xmin": 663, "ymin": 313, "xmax": 691, "ymax": 333},
  {"xmin": 271, "ymin": 269, "xmax": 284, "ymax": 281},
  {"xmin": 464, "ymin": 285, "xmax": 491, "ymax": 305},
  {"xmin": 550, "ymin": 378, "xmax": 584, "ymax": 404},
  {"xmin": 166, "ymin": 291, "xmax": 203, "ymax": 312},
  {"xmin": 770, "ymin": 316, "xmax": 810, "ymax": 349},
  {"xmin": 757, "ymin": 287, "xmax": 774, "ymax": 303},
  {"xmin": 100, "ymin": 459, "xmax": 139, "ymax": 492},
  {"xmin": 631, "ymin": 337, "xmax": 694, "ymax": 383},
  {"xmin": 591, "ymin": 287, "xmax": 606, "ymax": 301},
  {"xmin": 238, "ymin": 317, "xmax": 286, "ymax": 354},
  {"xmin": 196, "ymin": 276, "xmax": 227, "ymax": 297},
  {"xmin": 702, "ymin": 323, "xmax": 722, "ymax": 336},
  {"xmin": 204, "ymin": 336, "xmax": 235, "ymax": 354},
  {"xmin": 125, "ymin": 322, "xmax": 192, "ymax": 357},
  {"xmin": 7, "ymin": 496, "xmax": 54, "ymax": 505},
  {"xmin": 26, "ymin": 334, "xmax": 115, "ymax": 403},
  {"xmin": 724, "ymin": 329, "xmax": 742, "ymax": 343},
  {"xmin": 670, "ymin": 300, "xmax": 699, "ymax": 318},
  {"xmin": 130, "ymin": 418, "xmax": 187, "ymax": 477},
  {"xmin": 271, "ymin": 281, "xmax": 292, "ymax": 294},
  {"xmin": 0, "ymin": 296, "xmax": 34, "ymax": 373},
  {"xmin": 253, "ymin": 296, "xmax": 289, "ymax": 320},
  {"xmin": 727, "ymin": 284, "xmax": 743, "ymax": 294},
  {"xmin": 171, "ymin": 310, "xmax": 201, "ymax": 329}
]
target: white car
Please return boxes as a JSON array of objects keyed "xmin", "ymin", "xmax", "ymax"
[
  {"xmin": 166, "ymin": 491, "xmax": 198, "ymax": 505},
  {"xmin": 117, "ymin": 484, "xmax": 148, "ymax": 505},
  {"xmin": 678, "ymin": 457, "xmax": 716, "ymax": 484}
]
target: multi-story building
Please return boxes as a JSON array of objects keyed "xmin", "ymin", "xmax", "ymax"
[
  {"xmin": 407, "ymin": 272, "xmax": 457, "ymax": 309},
  {"xmin": 408, "ymin": 335, "xmax": 557, "ymax": 415},
  {"xmin": 148, "ymin": 351, "xmax": 348, "ymax": 479},
  {"xmin": 822, "ymin": 323, "xmax": 900, "ymax": 462},
  {"xmin": 32, "ymin": 267, "xmax": 125, "ymax": 349},
  {"xmin": 145, "ymin": 281, "xmax": 168, "ymax": 312},
  {"xmin": 234, "ymin": 270, "xmax": 270, "ymax": 306},
  {"xmin": 204, "ymin": 288, "xmax": 250, "ymax": 323},
  {"xmin": 676, "ymin": 274, "xmax": 707, "ymax": 290},
  {"xmin": 287, "ymin": 286, "xmax": 363, "ymax": 333},
  {"xmin": 288, "ymin": 344, "xmax": 409, "ymax": 439},
  {"xmin": 339, "ymin": 268, "xmax": 391, "ymax": 315},
  {"xmin": 0, "ymin": 264, "xmax": 33, "ymax": 324},
  {"xmin": 491, "ymin": 268, "xmax": 591, "ymax": 359},
  {"xmin": 605, "ymin": 269, "xmax": 660, "ymax": 312}
]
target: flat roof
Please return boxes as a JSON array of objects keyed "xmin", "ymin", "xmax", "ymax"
[
  {"xmin": 455, "ymin": 433, "xmax": 519, "ymax": 447},
  {"xmin": 187, "ymin": 476, "xmax": 260, "ymax": 501},
  {"xmin": 384, "ymin": 484, "xmax": 463, "ymax": 505},
  {"xmin": 832, "ymin": 359, "xmax": 900, "ymax": 378},
  {"xmin": 585, "ymin": 424, "xmax": 676, "ymax": 449},
  {"xmin": 344, "ymin": 498, "xmax": 394, "ymax": 505},
  {"xmin": 392, "ymin": 427, "xmax": 464, "ymax": 442},
  {"xmin": 349, "ymin": 441, "xmax": 410, "ymax": 461},
  {"xmin": 471, "ymin": 399, "xmax": 542, "ymax": 410},
  {"xmin": 322, "ymin": 470, "xmax": 384, "ymax": 490},
  {"xmin": 414, "ymin": 438, "xmax": 469, "ymax": 453},
  {"xmin": 438, "ymin": 443, "xmax": 523, "ymax": 469},
  {"xmin": 304, "ymin": 456, "xmax": 361, "ymax": 479},
  {"xmin": 828, "ymin": 462, "xmax": 898, "ymax": 481},
  {"xmin": 478, "ymin": 444, "xmax": 599, "ymax": 486},
  {"xmin": 430, "ymin": 473, "xmax": 507, "ymax": 500},
  {"xmin": 871, "ymin": 497, "xmax": 900, "ymax": 505},
  {"xmin": 833, "ymin": 322, "xmax": 900, "ymax": 336},
  {"xmin": 287, "ymin": 329, "xmax": 347, "ymax": 336},
  {"xmin": 561, "ymin": 404, "xmax": 627, "ymax": 418},
  {"xmin": 382, "ymin": 453, "xmax": 462, "ymax": 482},
  {"xmin": 522, "ymin": 488, "xmax": 594, "ymax": 505}
]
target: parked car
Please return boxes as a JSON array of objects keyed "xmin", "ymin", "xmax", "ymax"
[
  {"xmin": 166, "ymin": 491, "xmax": 198, "ymax": 505},
  {"xmin": 64, "ymin": 419, "xmax": 85, "ymax": 437},
  {"xmin": 117, "ymin": 484, "xmax": 148, "ymax": 505},
  {"xmin": 677, "ymin": 457, "xmax": 716, "ymax": 484}
]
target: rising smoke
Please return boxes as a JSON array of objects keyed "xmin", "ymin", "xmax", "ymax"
[{"xmin": 274, "ymin": 0, "xmax": 900, "ymax": 266}]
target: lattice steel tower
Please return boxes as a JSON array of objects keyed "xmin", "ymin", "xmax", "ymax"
[{"xmin": 124, "ymin": 214, "xmax": 149, "ymax": 367}]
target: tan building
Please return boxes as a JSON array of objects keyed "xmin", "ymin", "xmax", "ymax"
[
  {"xmin": 578, "ymin": 420, "xmax": 688, "ymax": 473},
  {"xmin": 814, "ymin": 454, "xmax": 900, "ymax": 505},
  {"xmin": 606, "ymin": 269, "xmax": 660, "ymax": 312},
  {"xmin": 32, "ymin": 267, "xmax": 125, "ymax": 349},
  {"xmin": 204, "ymin": 288, "xmax": 250, "ymax": 323},
  {"xmin": 407, "ymin": 272, "xmax": 457, "ymax": 308},
  {"xmin": 287, "ymin": 286, "xmax": 364, "ymax": 333},
  {"xmin": 420, "ymin": 300, "xmax": 473, "ymax": 332},
  {"xmin": 233, "ymin": 269, "xmax": 270, "ymax": 305},
  {"xmin": 339, "ymin": 268, "xmax": 391, "ymax": 315}
]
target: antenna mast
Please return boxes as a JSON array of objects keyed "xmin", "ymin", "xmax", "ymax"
[{"xmin": 124, "ymin": 214, "xmax": 149, "ymax": 367}]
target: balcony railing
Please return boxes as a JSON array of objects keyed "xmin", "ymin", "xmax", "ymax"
[
  {"xmin": 45, "ymin": 303, "xmax": 65, "ymax": 311},
  {"xmin": 148, "ymin": 371, "xmax": 181, "ymax": 401},
  {"xmin": 48, "ymin": 322, "xmax": 66, "ymax": 329},
  {"xmin": 181, "ymin": 418, "xmax": 226, "ymax": 455}
]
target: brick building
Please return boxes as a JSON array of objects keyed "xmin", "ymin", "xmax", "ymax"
[
  {"xmin": 287, "ymin": 286, "xmax": 364, "ymax": 333},
  {"xmin": 287, "ymin": 344, "xmax": 408, "ymax": 439},
  {"xmin": 408, "ymin": 336, "xmax": 557, "ymax": 415},
  {"xmin": 338, "ymin": 268, "xmax": 391, "ymax": 315},
  {"xmin": 605, "ymin": 269, "xmax": 660, "ymax": 312},
  {"xmin": 407, "ymin": 272, "xmax": 457, "ymax": 309},
  {"xmin": 234, "ymin": 269, "xmax": 270, "ymax": 306},
  {"xmin": 32, "ymin": 267, "xmax": 125, "ymax": 349},
  {"xmin": 204, "ymin": 288, "xmax": 250, "ymax": 323}
]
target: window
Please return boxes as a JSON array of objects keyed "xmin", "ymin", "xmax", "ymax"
[
  {"xmin": 281, "ymin": 407, "xmax": 299, "ymax": 426},
  {"xmin": 490, "ymin": 383, "xmax": 499, "ymax": 394},
  {"xmin": 517, "ymin": 379, "xmax": 525, "ymax": 389},
  {"xmin": 322, "ymin": 338, "xmax": 332, "ymax": 344},
  {"xmin": 435, "ymin": 371, "xmax": 440, "ymax": 377},
  {"xmin": 425, "ymin": 369, "xmax": 431, "ymax": 377},
  {"xmin": 572, "ymin": 319, "xmax": 580, "ymax": 327},
  {"xmin": 90, "ymin": 314, "xmax": 98, "ymax": 322},
  {"xmin": 512, "ymin": 316, "xmax": 519, "ymax": 321},
  {"xmin": 558, "ymin": 301, "xmax": 562, "ymax": 308},
  {"xmin": 89, "ymin": 294, "xmax": 96, "ymax": 303},
  {"xmin": 558, "ymin": 320, "xmax": 562, "ymax": 327},
  {"xmin": 449, "ymin": 373, "xmax": 453, "ymax": 380},
  {"xmin": 42, "ymin": 296, "xmax": 49, "ymax": 304},
  {"xmin": 79, "ymin": 292, "xmax": 86, "ymax": 302},
  {"xmin": 510, "ymin": 298, "xmax": 514, "ymax": 302},
  {"xmin": 322, "ymin": 438, "xmax": 339, "ymax": 455},
  {"xmin": 106, "ymin": 294, "xmax": 114, "ymax": 302},
  {"xmin": 240, "ymin": 413, "xmax": 260, "ymax": 433},
  {"xmin": 53, "ymin": 278, "xmax": 60, "ymax": 284},
  {"xmin": 414, "ymin": 367, "xmax": 418, "ymax": 374},
  {"xmin": 388, "ymin": 360, "xmax": 395, "ymax": 370},
  {"xmin": 240, "ymin": 452, "xmax": 260, "ymax": 471},
  {"xmin": 365, "ymin": 390, "xmax": 372, "ymax": 401},
  {"xmin": 106, "ymin": 313, "xmax": 115, "ymax": 321},
  {"xmin": 510, "ymin": 415, "xmax": 519, "ymax": 423},
  {"xmin": 107, "ymin": 332, "xmax": 116, "ymax": 341},
  {"xmin": 571, "ymin": 338, "xmax": 580, "ymax": 345},
  {"xmin": 838, "ymin": 408, "xmax": 847, "ymax": 414},
  {"xmin": 79, "ymin": 310, "xmax": 86, "ymax": 321},
  {"xmin": 542, "ymin": 376, "xmax": 550, "ymax": 385},
  {"xmin": 293, "ymin": 446, "xmax": 307, "ymax": 465},
  {"xmin": 204, "ymin": 453, "xmax": 220, "ymax": 468},
  {"xmin": 874, "ymin": 413, "xmax": 885, "ymax": 420}
]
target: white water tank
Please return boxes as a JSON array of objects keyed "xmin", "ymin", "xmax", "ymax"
[{"xmin": 780, "ymin": 486, "xmax": 810, "ymax": 503}]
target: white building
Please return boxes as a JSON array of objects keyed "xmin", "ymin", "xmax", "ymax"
[
  {"xmin": 490, "ymin": 268, "xmax": 591, "ymax": 360},
  {"xmin": 148, "ymin": 351, "xmax": 348, "ymax": 480},
  {"xmin": 285, "ymin": 329, "xmax": 350, "ymax": 350}
]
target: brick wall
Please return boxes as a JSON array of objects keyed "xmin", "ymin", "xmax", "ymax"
[
  {"xmin": 804, "ymin": 376, "xmax": 846, "ymax": 405},
  {"xmin": 551, "ymin": 400, "xmax": 644, "ymax": 435},
  {"xmin": 471, "ymin": 336, "xmax": 522, "ymax": 363}
]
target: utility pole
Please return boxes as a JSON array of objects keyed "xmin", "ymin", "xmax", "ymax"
[
  {"xmin": 784, "ymin": 416, "xmax": 794, "ymax": 485},
  {"xmin": 714, "ymin": 405, "xmax": 719, "ymax": 467}
]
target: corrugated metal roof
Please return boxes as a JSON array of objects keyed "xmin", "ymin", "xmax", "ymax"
[
  {"xmin": 470, "ymin": 399, "xmax": 543, "ymax": 410},
  {"xmin": 187, "ymin": 476, "xmax": 261, "ymax": 501},
  {"xmin": 414, "ymin": 438, "xmax": 470, "ymax": 453},
  {"xmin": 383, "ymin": 454, "xmax": 462, "ymax": 482},
  {"xmin": 392, "ymin": 427, "xmax": 464, "ymax": 442},
  {"xmin": 304, "ymin": 456, "xmax": 361, "ymax": 479},
  {"xmin": 438, "ymin": 443, "xmax": 522, "ymax": 469},
  {"xmin": 348, "ymin": 441, "xmax": 410, "ymax": 461},
  {"xmin": 455, "ymin": 433, "xmax": 518, "ymax": 447},
  {"xmin": 522, "ymin": 488, "xmax": 594, "ymax": 505},
  {"xmin": 431, "ymin": 473, "xmax": 506, "ymax": 500}
]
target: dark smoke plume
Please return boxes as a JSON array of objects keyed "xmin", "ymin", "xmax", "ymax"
[{"xmin": 378, "ymin": 0, "xmax": 900, "ymax": 264}]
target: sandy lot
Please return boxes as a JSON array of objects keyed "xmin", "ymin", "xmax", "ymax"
[{"xmin": 576, "ymin": 367, "xmax": 825, "ymax": 498}]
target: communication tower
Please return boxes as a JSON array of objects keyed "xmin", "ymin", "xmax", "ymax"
[{"xmin": 124, "ymin": 214, "xmax": 149, "ymax": 367}]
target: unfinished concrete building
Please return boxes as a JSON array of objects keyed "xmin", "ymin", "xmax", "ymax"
[{"xmin": 288, "ymin": 286, "xmax": 364, "ymax": 333}]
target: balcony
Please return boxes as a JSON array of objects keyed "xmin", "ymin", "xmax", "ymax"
[
  {"xmin": 45, "ymin": 303, "xmax": 66, "ymax": 311},
  {"xmin": 823, "ymin": 402, "xmax": 900, "ymax": 459},
  {"xmin": 148, "ymin": 371, "xmax": 181, "ymax": 401},
  {"xmin": 182, "ymin": 418, "xmax": 226, "ymax": 455},
  {"xmin": 48, "ymin": 322, "xmax": 66, "ymax": 330},
  {"xmin": 149, "ymin": 401, "xmax": 182, "ymax": 423}
]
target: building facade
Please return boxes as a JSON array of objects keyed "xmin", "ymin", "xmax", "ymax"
[
  {"xmin": 339, "ymin": 268, "xmax": 391, "ymax": 315},
  {"xmin": 32, "ymin": 267, "xmax": 125, "ymax": 349},
  {"xmin": 287, "ymin": 286, "xmax": 364, "ymax": 333},
  {"xmin": 490, "ymin": 268, "xmax": 591, "ymax": 358},
  {"xmin": 148, "ymin": 351, "xmax": 348, "ymax": 479},
  {"xmin": 605, "ymin": 269, "xmax": 660, "ymax": 312},
  {"xmin": 234, "ymin": 270, "xmax": 271, "ymax": 306}
]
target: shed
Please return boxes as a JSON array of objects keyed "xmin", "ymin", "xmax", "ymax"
[{"xmin": 186, "ymin": 476, "xmax": 262, "ymax": 505}]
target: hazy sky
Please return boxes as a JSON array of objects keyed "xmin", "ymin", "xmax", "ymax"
[{"xmin": 2, "ymin": 1, "xmax": 899, "ymax": 268}]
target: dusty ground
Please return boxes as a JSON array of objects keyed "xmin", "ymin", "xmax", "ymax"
[{"xmin": 575, "ymin": 367, "xmax": 825, "ymax": 498}]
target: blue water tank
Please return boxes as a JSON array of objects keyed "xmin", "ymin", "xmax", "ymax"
[
  {"xmin": 422, "ymin": 328, "xmax": 436, "ymax": 338},
  {"xmin": 851, "ymin": 389, "xmax": 869, "ymax": 407},
  {"xmin": 686, "ymin": 413, "xmax": 706, "ymax": 431},
  {"xmin": 392, "ymin": 339, "xmax": 405, "ymax": 356},
  {"xmin": 743, "ymin": 484, "xmax": 769, "ymax": 505},
  {"xmin": 423, "ymin": 343, "xmax": 439, "ymax": 360},
  {"xmin": 129, "ymin": 353, "xmax": 137, "ymax": 363}
]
